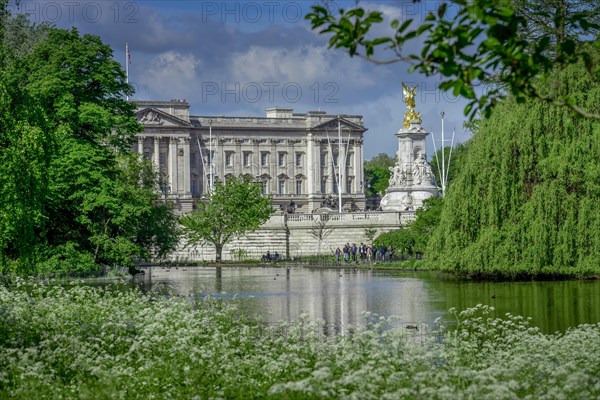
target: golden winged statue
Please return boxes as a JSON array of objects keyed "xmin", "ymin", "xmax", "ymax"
[{"xmin": 402, "ymin": 82, "xmax": 422, "ymax": 128}]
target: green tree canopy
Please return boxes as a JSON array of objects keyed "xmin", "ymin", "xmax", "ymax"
[
  {"xmin": 180, "ymin": 176, "xmax": 275, "ymax": 262},
  {"xmin": 0, "ymin": 9, "xmax": 178, "ymax": 273},
  {"xmin": 364, "ymin": 153, "xmax": 396, "ymax": 197},
  {"xmin": 375, "ymin": 196, "xmax": 444, "ymax": 257},
  {"xmin": 426, "ymin": 56, "xmax": 600, "ymax": 279}
]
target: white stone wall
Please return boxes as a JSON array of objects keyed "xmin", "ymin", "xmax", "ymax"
[{"xmin": 167, "ymin": 211, "xmax": 416, "ymax": 262}]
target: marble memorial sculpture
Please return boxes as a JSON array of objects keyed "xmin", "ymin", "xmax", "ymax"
[{"xmin": 380, "ymin": 83, "xmax": 439, "ymax": 211}]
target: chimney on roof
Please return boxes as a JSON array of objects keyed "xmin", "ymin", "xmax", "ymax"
[{"xmin": 266, "ymin": 107, "xmax": 293, "ymax": 118}]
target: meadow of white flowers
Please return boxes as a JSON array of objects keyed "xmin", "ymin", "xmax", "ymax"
[{"xmin": 0, "ymin": 279, "xmax": 599, "ymax": 399}]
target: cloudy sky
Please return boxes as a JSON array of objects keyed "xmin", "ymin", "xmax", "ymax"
[{"xmin": 13, "ymin": 0, "xmax": 471, "ymax": 159}]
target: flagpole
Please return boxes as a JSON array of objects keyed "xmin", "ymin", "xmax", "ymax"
[
  {"xmin": 441, "ymin": 111, "xmax": 445, "ymax": 196},
  {"xmin": 125, "ymin": 43, "xmax": 129, "ymax": 101},
  {"xmin": 337, "ymin": 116, "xmax": 342, "ymax": 213}
]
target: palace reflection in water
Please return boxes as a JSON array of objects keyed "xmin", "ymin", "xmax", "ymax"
[{"xmin": 130, "ymin": 266, "xmax": 600, "ymax": 334}]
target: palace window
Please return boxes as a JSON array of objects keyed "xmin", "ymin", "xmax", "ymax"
[
  {"xmin": 346, "ymin": 177, "xmax": 353, "ymax": 194},
  {"xmin": 159, "ymin": 152, "xmax": 166, "ymax": 166},
  {"xmin": 261, "ymin": 152, "xmax": 269, "ymax": 167},
  {"xmin": 262, "ymin": 180, "xmax": 269, "ymax": 195},
  {"xmin": 278, "ymin": 178, "xmax": 286, "ymax": 195},
  {"xmin": 321, "ymin": 177, "xmax": 327, "ymax": 194},
  {"xmin": 143, "ymin": 151, "xmax": 150, "ymax": 159},
  {"xmin": 346, "ymin": 152, "xmax": 353, "ymax": 167},
  {"xmin": 225, "ymin": 152, "xmax": 234, "ymax": 167},
  {"xmin": 320, "ymin": 153, "xmax": 326, "ymax": 168},
  {"xmin": 190, "ymin": 152, "xmax": 196, "ymax": 167},
  {"xmin": 295, "ymin": 179, "xmax": 302, "ymax": 195},
  {"xmin": 243, "ymin": 152, "xmax": 251, "ymax": 167},
  {"xmin": 295, "ymin": 152, "xmax": 303, "ymax": 167},
  {"xmin": 278, "ymin": 152, "xmax": 286, "ymax": 167}
]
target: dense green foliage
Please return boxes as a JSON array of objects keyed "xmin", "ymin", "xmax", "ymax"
[
  {"xmin": 306, "ymin": 0, "xmax": 600, "ymax": 119},
  {"xmin": 427, "ymin": 59, "xmax": 600, "ymax": 278},
  {"xmin": 364, "ymin": 153, "xmax": 395, "ymax": 197},
  {"xmin": 375, "ymin": 196, "xmax": 444, "ymax": 257},
  {"xmin": 1, "ymin": 281, "xmax": 599, "ymax": 399},
  {"xmin": 0, "ymin": 11, "xmax": 178, "ymax": 273},
  {"xmin": 180, "ymin": 176, "xmax": 274, "ymax": 262}
]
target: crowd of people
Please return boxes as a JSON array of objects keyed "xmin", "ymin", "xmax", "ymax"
[
  {"xmin": 334, "ymin": 242, "xmax": 394, "ymax": 264},
  {"xmin": 261, "ymin": 251, "xmax": 281, "ymax": 262},
  {"xmin": 260, "ymin": 243, "xmax": 398, "ymax": 264}
]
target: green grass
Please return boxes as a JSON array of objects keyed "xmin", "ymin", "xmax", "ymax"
[{"xmin": 1, "ymin": 279, "xmax": 599, "ymax": 399}]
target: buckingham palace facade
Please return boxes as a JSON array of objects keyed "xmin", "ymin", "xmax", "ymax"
[{"xmin": 133, "ymin": 100, "xmax": 368, "ymax": 213}]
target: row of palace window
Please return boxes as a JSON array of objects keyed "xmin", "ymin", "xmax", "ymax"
[
  {"xmin": 190, "ymin": 176, "xmax": 354, "ymax": 196},
  {"xmin": 261, "ymin": 177, "xmax": 353, "ymax": 195},
  {"xmin": 222, "ymin": 151, "xmax": 303, "ymax": 168},
  {"xmin": 148, "ymin": 151, "xmax": 354, "ymax": 171}
]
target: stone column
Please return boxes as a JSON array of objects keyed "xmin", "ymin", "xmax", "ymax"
[
  {"xmin": 235, "ymin": 138, "xmax": 242, "ymax": 176},
  {"xmin": 355, "ymin": 140, "xmax": 363, "ymax": 195},
  {"xmin": 137, "ymin": 136, "xmax": 144, "ymax": 155},
  {"xmin": 326, "ymin": 143, "xmax": 334, "ymax": 193},
  {"xmin": 340, "ymin": 143, "xmax": 347, "ymax": 194},
  {"xmin": 153, "ymin": 136, "xmax": 160, "ymax": 167},
  {"xmin": 253, "ymin": 138, "xmax": 260, "ymax": 178},
  {"xmin": 306, "ymin": 134, "xmax": 315, "ymax": 195},
  {"xmin": 183, "ymin": 137, "xmax": 191, "ymax": 195},
  {"xmin": 290, "ymin": 140, "xmax": 296, "ymax": 193},
  {"xmin": 169, "ymin": 137, "xmax": 178, "ymax": 194},
  {"xmin": 217, "ymin": 138, "xmax": 224, "ymax": 182},
  {"xmin": 270, "ymin": 139, "xmax": 277, "ymax": 194}
]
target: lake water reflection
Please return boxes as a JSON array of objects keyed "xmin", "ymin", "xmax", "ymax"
[{"xmin": 125, "ymin": 266, "xmax": 600, "ymax": 334}]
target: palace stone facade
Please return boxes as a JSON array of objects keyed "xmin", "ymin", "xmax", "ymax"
[{"xmin": 133, "ymin": 100, "xmax": 368, "ymax": 213}]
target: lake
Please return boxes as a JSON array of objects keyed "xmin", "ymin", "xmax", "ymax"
[{"xmin": 111, "ymin": 266, "xmax": 600, "ymax": 334}]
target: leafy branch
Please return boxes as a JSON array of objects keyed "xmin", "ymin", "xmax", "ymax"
[{"xmin": 306, "ymin": 0, "xmax": 600, "ymax": 120}]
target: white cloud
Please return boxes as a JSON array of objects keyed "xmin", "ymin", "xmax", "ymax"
[
  {"xmin": 229, "ymin": 45, "xmax": 377, "ymax": 88},
  {"xmin": 137, "ymin": 51, "xmax": 203, "ymax": 98}
]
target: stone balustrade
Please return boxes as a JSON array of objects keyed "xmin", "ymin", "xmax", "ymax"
[{"xmin": 168, "ymin": 211, "xmax": 417, "ymax": 262}]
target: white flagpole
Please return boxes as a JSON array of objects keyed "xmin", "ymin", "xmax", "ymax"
[
  {"xmin": 441, "ymin": 111, "xmax": 446, "ymax": 196},
  {"xmin": 209, "ymin": 119, "xmax": 213, "ymax": 193},
  {"xmin": 337, "ymin": 116, "xmax": 342, "ymax": 213},
  {"xmin": 125, "ymin": 43, "xmax": 129, "ymax": 101}
]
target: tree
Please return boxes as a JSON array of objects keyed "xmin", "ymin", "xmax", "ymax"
[
  {"xmin": 308, "ymin": 214, "xmax": 333, "ymax": 256},
  {"xmin": 180, "ymin": 176, "xmax": 274, "ymax": 262},
  {"xmin": 0, "ymin": 8, "xmax": 178, "ymax": 273},
  {"xmin": 306, "ymin": 0, "xmax": 600, "ymax": 120},
  {"xmin": 364, "ymin": 153, "xmax": 396, "ymax": 198},
  {"xmin": 42, "ymin": 144, "xmax": 179, "ymax": 273},
  {"xmin": 426, "ymin": 56, "xmax": 600, "ymax": 278},
  {"xmin": 375, "ymin": 196, "xmax": 443, "ymax": 258}
]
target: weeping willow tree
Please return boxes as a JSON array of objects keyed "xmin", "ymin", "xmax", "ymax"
[{"xmin": 427, "ymin": 56, "xmax": 600, "ymax": 279}]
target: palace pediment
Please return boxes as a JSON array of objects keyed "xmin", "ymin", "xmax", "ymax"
[
  {"xmin": 313, "ymin": 118, "xmax": 365, "ymax": 132},
  {"xmin": 135, "ymin": 108, "xmax": 192, "ymax": 128}
]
